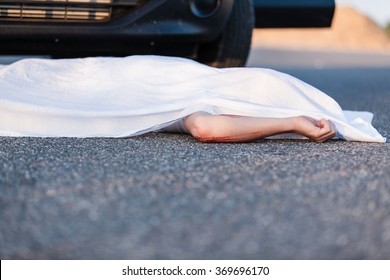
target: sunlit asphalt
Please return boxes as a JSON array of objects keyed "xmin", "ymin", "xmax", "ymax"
[{"xmin": 1, "ymin": 48, "xmax": 390, "ymax": 259}]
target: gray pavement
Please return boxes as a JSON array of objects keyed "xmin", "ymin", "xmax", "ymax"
[{"xmin": 1, "ymin": 49, "xmax": 390, "ymax": 259}]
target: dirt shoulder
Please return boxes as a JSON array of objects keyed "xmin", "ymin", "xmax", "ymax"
[{"xmin": 252, "ymin": 6, "xmax": 390, "ymax": 53}]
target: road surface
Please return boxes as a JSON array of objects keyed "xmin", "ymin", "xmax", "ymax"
[{"xmin": 1, "ymin": 48, "xmax": 390, "ymax": 259}]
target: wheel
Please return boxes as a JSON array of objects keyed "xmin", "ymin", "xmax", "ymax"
[{"xmin": 197, "ymin": 0, "xmax": 254, "ymax": 67}]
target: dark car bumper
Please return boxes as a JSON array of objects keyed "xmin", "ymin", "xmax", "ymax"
[
  {"xmin": 253, "ymin": 0, "xmax": 335, "ymax": 28},
  {"xmin": 0, "ymin": 0, "xmax": 336, "ymax": 57},
  {"xmin": 0, "ymin": 0, "xmax": 234, "ymax": 56}
]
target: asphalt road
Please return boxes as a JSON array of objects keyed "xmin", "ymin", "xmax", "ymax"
[{"xmin": 1, "ymin": 48, "xmax": 390, "ymax": 259}]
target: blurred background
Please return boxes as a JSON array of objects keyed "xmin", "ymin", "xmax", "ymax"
[{"xmin": 251, "ymin": 0, "xmax": 390, "ymax": 53}]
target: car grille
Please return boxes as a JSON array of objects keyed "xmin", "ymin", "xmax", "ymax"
[{"xmin": 0, "ymin": 0, "xmax": 145, "ymax": 22}]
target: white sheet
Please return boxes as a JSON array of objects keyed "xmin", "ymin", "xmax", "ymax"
[{"xmin": 0, "ymin": 55, "xmax": 385, "ymax": 142}]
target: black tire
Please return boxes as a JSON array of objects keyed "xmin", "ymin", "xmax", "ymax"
[{"xmin": 197, "ymin": 0, "xmax": 254, "ymax": 68}]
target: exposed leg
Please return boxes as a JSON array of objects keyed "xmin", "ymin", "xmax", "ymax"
[{"xmin": 183, "ymin": 112, "xmax": 336, "ymax": 143}]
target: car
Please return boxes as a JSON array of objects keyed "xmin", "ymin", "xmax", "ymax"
[{"xmin": 0, "ymin": 0, "xmax": 335, "ymax": 67}]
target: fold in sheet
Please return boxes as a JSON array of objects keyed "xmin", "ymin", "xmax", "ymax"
[{"xmin": 0, "ymin": 55, "xmax": 386, "ymax": 142}]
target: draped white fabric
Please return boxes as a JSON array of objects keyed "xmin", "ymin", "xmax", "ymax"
[{"xmin": 0, "ymin": 55, "xmax": 385, "ymax": 142}]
